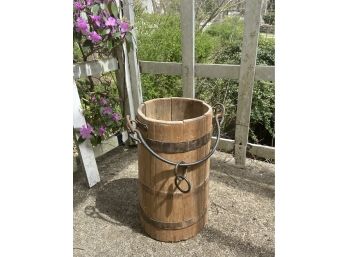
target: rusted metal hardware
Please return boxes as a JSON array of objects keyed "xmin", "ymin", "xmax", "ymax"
[
  {"xmin": 213, "ymin": 102, "xmax": 225, "ymax": 125},
  {"xmin": 145, "ymin": 132, "xmax": 212, "ymax": 153},
  {"xmin": 139, "ymin": 175, "xmax": 209, "ymax": 196},
  {"xmin": 126, "ymin": 115, "xmax": 136, "ymax": 133},
  {"xmin": 126, "ymin": 115, "xmax": 140, "ymax": 143},
  {"xmin": 173, "ymin": 161, "xmax": 191, "ymax": 193},
  {"xmin": 135, "ymin": 117, "xmax": 148, "ymax": 131},
  {"xmin": 138, "ymin": 204, "xmax": 207, "ymax": 230}
]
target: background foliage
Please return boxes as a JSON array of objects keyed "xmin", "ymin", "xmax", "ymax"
[{"xmin": 134, "ymin": 6, "xmax": 275, "ymax": 146}]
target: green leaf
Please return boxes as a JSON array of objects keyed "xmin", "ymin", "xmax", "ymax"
[
  {"xmin": 102, "ymin": 28, "xmax": 111, "ymax": 35},
  {"xmin": 110, "ymin": 2, "xmax": 119, "ymax": 17},
  {"xmin": 77, "ymin": 136, "xmax": 85, "ymax": 144},
  {"xmin": 125, "ymin": 33, "xmax": 133, "ymax": 51},
  {"xmin": 90, "ymin": 136, "xmax": 97, "ymax": 146},
  {"xmin": 82, "ymin": 40, "xmax": 93, "ymax": 47},
  {"xmin": 107, "ymin": 40, "xmax": 113, "ymax": 50},
  {"xmin": 96, "ymin": 136, "xmax": 102, "ymax": 145},
  {"xmin": 106, "ymin": 120, "xmax": 114, "ymax": 126},
  {"xmin": 91, "ymin": 4, "xmax": 100, "ymax": 15},
  {"xmin": 113, "ymin": 32, "xmax": 121, "ymax": 39},
  {"xmin": 126, "ymin": 41, "xmax": 131, "ymax": 53},
  {"xmin": 80, "ymin": 11, "xmax": 88, "ymax": 20},
  {"xmin": 125, "ymin": 32, "xmax": 133, "ymax": 44},
  {"xmin": 73, "ymin": 31, "xmax": 82, "ymax": 41}
]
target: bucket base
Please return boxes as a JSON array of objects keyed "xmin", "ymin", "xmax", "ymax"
[{"xmin": 139, "ymin": 211, "xmax": 208, "ymax": 242}]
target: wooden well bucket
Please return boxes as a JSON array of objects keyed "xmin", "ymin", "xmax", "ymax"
[{"xmin": 127, "ymin": 97, "xmax": 223, "ymax": 242}]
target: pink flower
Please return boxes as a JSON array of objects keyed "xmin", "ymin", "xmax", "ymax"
[
  {"xmin": 99, "ymin": 97, "xmax": 108, "ymax": 105},
  {"xmin": 90, "ymin": 15, "xmax": 102, "ymax": 28},
  {"xmin": 86, "ymin": 0, "xmax": 93, "ymax": 6},
  {"xmin": 88, "ymin": 31, "xmax": 102, "ymax": 43},
  {"xmin": 102, "ymin": 107, "xmax": 113, "ymax": 115},
  {"xmin": 98, "ymin": 126, "xmax": 106, "ymax": 136},
  {"xmin": 74, "ymin": 1, "xmax": 85, "ymax": 11},
  {"xmin": 119, "ymin": 21, "xmax": 130, "ymax": 38},
  {"xmin": 75, "ymin": 17, "xmax": 89, "ymax": 34},
  {"xmin": 115, "ymin": 18, "xmax": 121, "ymax": 25},
  {"xmin": 112, "ymin": 113, "xmax": 121, "ymax": 122},
  {"xmin": 105, "ymin": 17, "xmax": 116, "ymax": 27},
  {"xmin": 80, "ymin": 124, "xmax": 94, "ymax": 139},
  {"xmin": 120, "ymin": 21, "xmax": 129, "ymax": 34}
]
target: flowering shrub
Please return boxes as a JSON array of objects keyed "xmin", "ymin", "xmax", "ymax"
[
  {"xmin": 77, "ymin": 92, "xmax": 123, "ymax": 146},
  {"xmin": 73, "ymin": 0, "xmax": 132, "ymax": 58},
  {"xmin": 74, "ymin": 0, "xmax": 132, "ymax": 145}
]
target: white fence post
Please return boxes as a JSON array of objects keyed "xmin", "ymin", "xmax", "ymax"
[
  {"xmin": 124, "ymin": 0, "xmax": 143, "ymax": 111},
  {"xmin": 73, "ymin": 80, "xmax": 100, "ymax": 187},
  {"xmin": 115, "ymin": 0, "xmax": 136, "ymax": 119},
  {"xmin": 234, "ymin": 0, "xmax": 263, "ymax": 166},
  {"xmin": 180, "ymin": 0, "xmax": 195, "ymax": 98},
  {"xmin": 122, "ymin": 43, "xmax": 136, "ymax": 119}
]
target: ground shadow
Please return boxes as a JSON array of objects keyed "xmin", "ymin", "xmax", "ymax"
[
  {"xmin": 201, "ymin": 226, "xmax": 274, "ymax": 257},
  {"xmin": 73, "ymin": 170, "xmax": 100, "ymax": 210},
  {"xmin": 73, "ymin": 146, "xmax": 138, "ymax": 209},
  {"xmin": 84, "ymin": 177, "xmax": 143, "ymax": 233}
]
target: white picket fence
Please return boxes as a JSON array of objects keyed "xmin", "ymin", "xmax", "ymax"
[{"xmin": 73, "ymin": 0, "xmax": 275, "ymax": 187}]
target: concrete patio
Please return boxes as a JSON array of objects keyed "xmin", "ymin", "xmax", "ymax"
[{"xmin": 73, "ymin": 145, "xmax": 275, "ymax": 257}]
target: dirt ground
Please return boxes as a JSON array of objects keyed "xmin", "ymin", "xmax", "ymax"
[{"xmin": 73, "ymin": 146, "xmax": 275, "ymax": 257}]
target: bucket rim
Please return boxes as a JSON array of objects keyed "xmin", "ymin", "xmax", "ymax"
[{"xmin": 136, "ymin": 97, "xmax": 213, "ymax": 124}]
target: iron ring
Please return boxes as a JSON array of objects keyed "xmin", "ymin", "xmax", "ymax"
[{"xmin": 175, "ymin": 175, "xmax": 191, "ymax": 193}]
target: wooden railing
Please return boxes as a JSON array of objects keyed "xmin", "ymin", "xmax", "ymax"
[
  {"xmin": 139, "ymin": 61, "xmax": 275, "ymax": 81},
  {"xmin": 74, "ymin": 58, "xmax": 274, "ymax": 82}
]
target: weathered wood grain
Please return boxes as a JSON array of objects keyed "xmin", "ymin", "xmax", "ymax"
[
  {"xmin": 93, "ymin": 131, "xmax": 129, "ymax": 158},
  {"xmin": 211, "ymin": 137, "xmax": 275, "ymax": 160},
  {"xmin": 73, "ymin": 57, "xmax": 118, "ymax": 79},
  {"xmin": 139, "ymin": 61, "xmax": 275, "ymax": 81},
  {"xmin": 195, "ymin": 63, "xmax": 240, "ymax": 79},
  {"xmin": 123, "ymin": 42, "xmax": 136, "ymax": 119},
  {"xmin": 234, "ymin": 0, "xmax": 263, "ymax": 166},
  {"xmin": 180, "ymin": 0, "xmax": 195, "ymax": 98},
  {"xmin": 73, "ymin": 80, "xmax": 100, "ymax": 187},
  {"xmin": 139, "ymin": 61, "xmax": 182, "ymax": 75},
  {"xmin": 123, "ymin": 0, "xmax": 144, "ymax": 111}
]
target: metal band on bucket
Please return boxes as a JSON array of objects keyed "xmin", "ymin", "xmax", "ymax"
[
  {"xmin": 138, "ymin": 204, "xmax": 208, "ymax": 230},
  {"xmin": 144, "ymin": 132, "xmax": 212, "ymax": 153}
]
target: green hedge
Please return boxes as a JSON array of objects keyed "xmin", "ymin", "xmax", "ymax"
[{"xmin": 263, "ymin": 12, "xmax": 275, "ymax": 25}]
